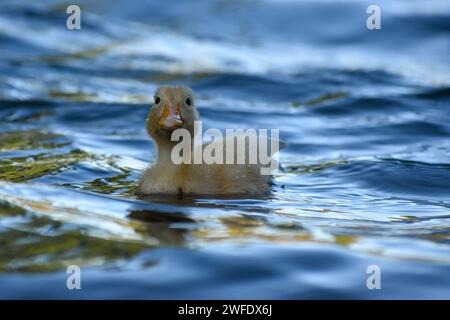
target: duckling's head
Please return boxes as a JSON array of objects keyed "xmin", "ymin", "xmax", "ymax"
[{"xmin": 147, "ymin": 86, "xmax": 199, "ymax": 143}]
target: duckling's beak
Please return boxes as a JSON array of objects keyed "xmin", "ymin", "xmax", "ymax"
[{"xmin": 158, "ymin": 104, "xmax": 183, "ymax": 130}]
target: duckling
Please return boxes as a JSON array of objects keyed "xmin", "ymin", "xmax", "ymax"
[{"xmin": 138, "ymin": 86, "xmax": 275, "ymax": 195}]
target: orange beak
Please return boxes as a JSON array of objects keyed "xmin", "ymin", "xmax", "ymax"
[{"xmin": 158, "ymin": 104, "xmax": 183, "ymax": 130}]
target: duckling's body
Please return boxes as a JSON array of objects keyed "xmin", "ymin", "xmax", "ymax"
[
  {"xmin": 139, "ymin": 157, "xmax": 273, "ymax": 195},
  {"xmin": 138, "ymin": 86, "xmax": 274, "ymax": 196}
]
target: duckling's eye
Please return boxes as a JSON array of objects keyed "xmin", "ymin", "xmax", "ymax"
[
  {"xmin": 154, "ymin": 96, "xmax": 160, "ymax": 104},
  {"xmin": 185, "ymin": 98, "xmax": 192, "ymax": 106}
]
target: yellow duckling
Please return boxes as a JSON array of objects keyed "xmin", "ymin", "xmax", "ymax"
[{"xmin": 138, "ymin": 86, "xmax": 275, "ymax": 195}]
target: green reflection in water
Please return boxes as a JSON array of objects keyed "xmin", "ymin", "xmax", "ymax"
[
  {"xmin": 0, "ymin": 201, "xmax": 147, "ymax": 272},
  {"xmin": 0, "ymin": 130, "xmax": 69, "ymax": 152},
  {"xmin": 0, "ymin": 129, "xmax": 93, "ymax": 182},
  {"xmin": 284, "ymin": 160, "xmax": 349, "ymax": 174},
  {"xmin": 81, "ymin": 172, "xmax": 138, "ymax": 197},
  {"xmin": 0, "ymin": 149, "xmax": 89, "ymax": 182},
  {"xmin": 292, "ymin": 91, "xmax": 349, "ymax": 107}
]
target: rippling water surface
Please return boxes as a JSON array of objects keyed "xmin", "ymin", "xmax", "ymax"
[{"xmin": 0, "ymin": 0, "xmax": 449, "ymax": 299}]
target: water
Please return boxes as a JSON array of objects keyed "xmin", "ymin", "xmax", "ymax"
[{"xmin": 0, "ymin": 0, "xmax": 449, "ymax": 299}]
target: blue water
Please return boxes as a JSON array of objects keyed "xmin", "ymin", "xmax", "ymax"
[{"xmin": 0, "ymin": 0, "xmax": 449, "ymax": 299}]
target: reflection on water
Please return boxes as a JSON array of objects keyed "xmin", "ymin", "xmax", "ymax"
[{"xmin": 0, "ymin": 0, "xmax": 450, "ymax": 298}]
